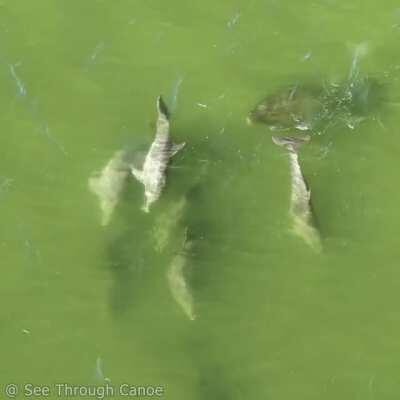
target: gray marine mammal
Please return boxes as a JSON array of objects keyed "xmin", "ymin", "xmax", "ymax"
[
  {"xmin": 131, "ymin": 96, "xmax": 185, "ymax": 212},
  {"xmin": 153, "ymin": 163, "xmax": 208, "ymax": 320},
  {"xmin": 89, "ymin": 150, "xmax": 130, "ymax": 226},
  {"xmin": 272, "ymin": 135, "xmax": 322, "ymax": 252},
  {"xmin": 248, "ymin": 43, "xmax": 380, "ymax": 134},
  {"xmin": 167, "ymin": 229, "xmax": 196, "ymax": 321},
  {"xmin": 247, "ymin": 85, "xmax": 324, "ymax": 131},
  {"xmin": 153, "ymin": 197, "xmax": 196, "ymax": 321}
]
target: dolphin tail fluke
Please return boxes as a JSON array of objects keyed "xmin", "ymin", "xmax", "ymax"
[
  {"xmin": 170, "ymin": 142, "xmax": 185, "ymax": 157},
  {"xmin": 272, "ymin": 135, "xmax": 310, "ymax": 152},
  {"xmin": 292, "ymin": 215, "xmax": 322, "ymax": 253}
]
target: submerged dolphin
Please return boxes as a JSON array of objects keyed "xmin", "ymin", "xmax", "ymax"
[
  {"xmin": 131, "ymin": 96, "xmax": 185, "ymax": 212},
  {"xmin": 153, "ymin": 197, "xmax": 196, "ymax": 320},
  {"xmin": 153, "ymin": 196, "xmax": 188, "ymax": 253},
  {"xmin": 272, "ymin": 135, "xmax": 322, "ymax": 252},
  {"xmin": 89, "ymin": 150, "xmax": 130, "ymax": 226},
  {"xmin": 167, "ymin": 232, "xmax": 196, "ymax": 321},
  {"xmin": 154, "ymin": 164, "xmax": 208, "ymax": 320}
]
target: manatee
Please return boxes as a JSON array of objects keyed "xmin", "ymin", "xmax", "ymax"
[
  {"xmin": 248, "ymin": 43, "xmax": 383, "ymax": 134},
  {"xmin": 248, "ymin": 85, "xmax": 326, "ymax": 131}
]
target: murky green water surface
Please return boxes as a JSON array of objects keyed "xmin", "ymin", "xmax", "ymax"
[{"xmin": 2, "ymin": 1, "xmax": 400, "ymax": 399}]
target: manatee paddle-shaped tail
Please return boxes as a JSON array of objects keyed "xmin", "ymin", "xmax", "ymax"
[
  {"xmin": 272, "ymin": 135, "xmax": 322, "ymax": 252},
  {"xmin": 131, "ymin": 96, "xmax": 185, "ymax": 212}
]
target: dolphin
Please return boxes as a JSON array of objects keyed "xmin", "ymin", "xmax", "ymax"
[
  {"xmin": 152, "ymin": 197, "xmax": 196, "ymax": 320},
  {"xmin": 131, "ymin": 96, "xmax": 185, "ymax": 212},
  {"xmin": 88, "ymin": 150, "xmax": 130, "ymax": 226},
  {"xmin": 167, "ymin": 232, "xmax": 196, "ymax": 321},
  {"xmin": 272, "ymin": 135, "xmax": 322, "ymax": 252},
  {"xmin": 154, "ymin": 164, "xmax": 209, "ymax": 320},
  {"xmin": 153, "ymin": 196, "xmax": 188, "ymax": 253}
]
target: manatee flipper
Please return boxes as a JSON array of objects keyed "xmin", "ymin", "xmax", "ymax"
[
  {"xmin": 131, "ymin": 167, "xmax": 145, "ymax": 184},
  {"xmin": 169, "ymin": 142, "xmax": 186, "ymax": 157}
]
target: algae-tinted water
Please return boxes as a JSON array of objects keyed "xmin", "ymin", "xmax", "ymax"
[{"xmin": 2, "ymin": 1, "xmax": 400, "ymax": 399}]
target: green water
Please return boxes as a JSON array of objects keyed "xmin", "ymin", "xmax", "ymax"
[{"xmin": 2, "ymin": 1, "xmax": 400, "ymax": 399}]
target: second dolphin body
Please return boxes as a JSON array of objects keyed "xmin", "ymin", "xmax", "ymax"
[
  {"xmin": 89, "ymin": 150, "xmax": 130, "ymax": 226},
  {"xmin": 167, "ymin": 230, "xmax": 196, "ymax": 321},
  {"xmin": 152, "ymin": 163, "xmax": 209, "ymax": 320},
  {"xmin": 153, "ymin": 196, "xmax": 196, "ymax": 321},
  {"xmin": 272, "ymin": 135, "xmax": 322, "ymax": 252},
  {"xmin": 131, "ymin": 96, "xmax": 185, "ymax": 212}
]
